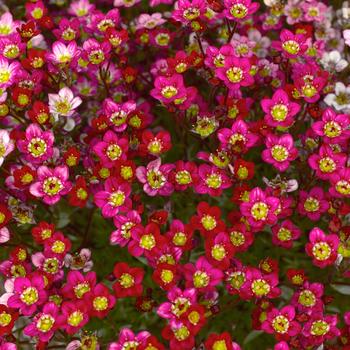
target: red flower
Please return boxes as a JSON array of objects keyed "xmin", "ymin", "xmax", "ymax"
[
  {"xmin": 113, "ymin": 262, "xmax": 144, "ymax": 298},
  {"xmin": 68, "ymin": 176, "xmax": 89, "ymax": 208}
]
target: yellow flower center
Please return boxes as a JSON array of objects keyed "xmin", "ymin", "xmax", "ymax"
[
  {"xmin": 312, "ymin": 242, "xmax": 331, "ymax": 261},
  {"xmin": 161, "ymin": 269, "xmax": 174, "ymax": 284},
  {"xmin": 20, "ymin": 287, "xmax": 39, "ymax": 305},
  {"xmin": 74, "ymin": 282, "xmax": 90, "ymax": 298},
  {"xmin": 205, "ymin": 173, "xmax": 222, "ymax": 189},
  {"xmin": 277, "ymin": 228, "xmax": 292, "ymax": 241},
  {"xmin": 67, "ymin": 311, "xmax": 83, "ymax": 326},
  {"xmin": 251, "ymin": 279, "xmax": 270, "ymax": 296},
  {"xmin": 298, "ymin": 290, "xmax": 316, "ymax": 307},
  {"xmin": 271, "ymin": 104, "xmax": 288, "ymax": 121},
  {"xmin": 226, "ymin": 67, "xmax": 243, "ymax": 83},
  {"xmin": 201, "ymin": 215, "xmax": 217, "ymax": 230},
  {"xmin": 211, "ymin": 244, "xmax": 226, "ymax": 261},
  {"xmin": 230, "ymin": 4, "xmax": 248, "ymax": 18},
  {"xmin": 319, "ymin": 157, "xmax": 336, "ymax": 173},
  {"xmin": 336, "ymin": 180, "xmax": 350, "ymax": 195},
  {"xmin": 51, "ymin": 240, "xmax": 65, "ymax": 253},
  {"xmin": 43, "ymin": 177, "xmax": 63, "ymax": 196},
  {"xmin": 251, "ymin": 202, "xmax": 268, "ymax": 220},
  {"xmin": 108, "ymin": 191, "xmax": 126, "ymax": 207},
  {"xmin": 140, "ymin": 234, "xmax": 156, "ymax": 250},
  {"xmin": 282, "ymin": 40, "xmax": 300, "ymax": 55},
  {"xmin": 37, "ymin": 314, "xmax": 55, "ymax": 332},
  {"xmin": 106, "ymin": 144, "xmax": 122, "ymax": 160},
  {"xmin": 272, "ymin": 315, "xmax": 290, "ymax": 334},
  {"xmin": 271, "ymin": 145, "xmax": 289, "ymax": 162},
  {"xmin": 323, "ymin": 121, "xmax": 341, "ymax": 138},
  {"xmin": 161, "ymin": 86, "xmax": 178, "ymax": 99},
  {"xmin": 93, "ymin": 296, "xmax": 108, "ymax": 311},
  {"xmin": 119, "ymin": 273, "xmax": 134, "ymax": 288},
  {"xmin": 193, "ymin": 271, "xmax": 209, "ymax": 288},
  {"xmin": 0, "ymin": 312, "xmax": 11, "ymax": 326},
  {"xmin": 311, "ymin": 320, "xmax": 330, "ymax": 336}
]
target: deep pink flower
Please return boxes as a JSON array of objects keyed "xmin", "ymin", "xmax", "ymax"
[
  {"xmin": 111, "ymin": 210, "xmax": 141, "ymax": 246},
  {"xmin": 194, "ymin": 164, "xmax": 231, "ymax": 196},
  {"xmin": 183, "ymin": 256, "xmax": 223, "ymax": 291},
  {"xmin": 30, "ymin": 165, "xmax": 72, "ymax": 205},
  {"xmin": 223, "ymin": 0, "xmax": 260, "ymax": 21},
  {"xmin": 261, "ymin": 89, "xmax": 301, "ymax": 128},
  {"xmin": 308, "ymin": 144, "xmax": 347, "ymax": 180},
  {"xmin": 108, "ymin": 328, "xmax": 150, "ymax": 350},
  {"xmin": 17, "ymin": 124, "xmax": 54, "ymax": 164},
  {"xmin": 61, "ymin": 270, "xmax": 97, "ymax": 300},
  {"xmin": 262, "ymin": 305, "xmax": 301, "ymax": 339},
  {"xmin": 7, "ymin": 275, "xmax": 47, "ymax": 316},
  {"xmin": 93, "ymin": 130, "xmax": 128, "ymax": 167},
  {"xmin": 216, "ymin": 57, "xmax": 254, "ymax": 90},
  {"xmin": 312, "ymin": 108, "xmax": 350, "ymax": 144},
  {"xmin": 23, "ymin": 302, "xmax": 61, "ymax": 342},
  {"xmin": 59, "ymin": 300, "xmax": 89, "ymax": 335},
  {"xmin": 305, "ymin": 228, "xmax": 339, "ymax": 268},
  {"xmin": 272, "ymin": 29, "xmax": 307, "ymax": 58},
  {"xmin": 94, "ymin": 178, "xmax": 132, "ymax": 218},
  {"xmin": 297, "ymin": 187, "xmax": 329, "ymax": 221},
  {"xmin": 172, "ymin": 0, "xmax": 207, "ymax": 24},
  {"xmin": 150, "ymin": 74, "xmax": 187, "ymax": 104},
  {"xmin": 271, "ymin": 220, "xmax": 301, "ymax": 249},
  {"xmin": 240, "ymin": 187, "xmax": 279, "ymax": 230},
  {"xmin": 329, "ymin": 167, "xmax": 350, "ymax": 198},
  {"xmin": 262, "ymin": 133, "xmax": 298, "ymax": 172}
]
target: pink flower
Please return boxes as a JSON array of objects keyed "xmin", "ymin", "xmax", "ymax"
[
  {"xmin": 308, "ymin": 144, "xmax": 347, "ymax": 180},
  {"xmin": 23, "ymin": 302, "xmax": 61, "ymax": 342},
  {"xmin": 183, "ymin": 256, "xmax": 223, "ymax": 291},
  {"xmin": 136, "ymin": 158, "xmax": 174, "ymax": 196},
  {"xmin": 223, "ymin": 0, "xmax": 260, "ymax": 21},
  {"xmin": 298, "ymin": 187, "xmax": 329, "ymax": 221},
  {"xmin": 46, "ymin": 40, "xmax": 81, "ymax": 66},
  {"xmin": 272, "ymin": 29, "xmax": 307, "ymax": 58},
  {"xmin": 312, "ymin": 108, "xmax": 350, "ymax": 144},
  {"xmin": 261, "ymin": 89, "xmax": 301, "ymax": 128},
  {"xmin": 30, "ymin": 165, "xmax": 72, "ymax": 205},
  {"xmin": 261, "ymin": 133, "xmax": 298, "ymax": 172},
  {"xmin": 0, "ymin": 130, "xmax": 14, "ymax": 166},
  {"xmin": 216, "ymin": 56, "xmax": 254, "ymax": 90},
  {"xmin": 7, "ymin": 275, "xmax": 47, "ymax": 316},
  {"xmin": 94, "ymin": 178, "xmax": 132, "ymax": 218},
  {"xmin": 262, "ymin": 305, "xmax": 301, "ymax": 338},
  {"xmin": 150, "ymin": 74, "xmax": 187, "ymax": 104},
  {"xmin": 240, "ymin": 187, "xmax": 279, "ymax": 230},
  {"xmin": 17, "ymin": 124, "xmax": 54, "ymax": 164},
  {"xmin": 0, "ymin": 58, "xmax": 20, "ymax": 89},
  {"xmin": 305, "ymin": 228, "xmax": 339, "ymax": 268},
  {"xmin": 48, "ymin": 87, "xmax": 82, "ymax": 117},
  {"xmin": 82, "ymin": 38, "xmax": 111, "ymax": 65},
  {"xmin": 93, "ymin": 130, "xmax": 128, "ymax": 167}
]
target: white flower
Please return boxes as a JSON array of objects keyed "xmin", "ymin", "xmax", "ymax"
[
  {"xmin": 320, "ymin": 51, "xmax": 348, "ymax": 72},
  {"xmin": 0, "ymin": 129, "xmax": 14, "ymax": 166},
  {"xmin": 344, "ymin": 29, "xmax": 350, "ymax": 47},
  {"xmin": 49, "ymin": 87, "xmax": 82, "ymax": 117},
  {"xmin": 0, "ymin": 227, "xmax": 9, "ymax": 243},
  {"xmin": 324, "ymin": 82, "xmax": 350, "ymax": 112}
]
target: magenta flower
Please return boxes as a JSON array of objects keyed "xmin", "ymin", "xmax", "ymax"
[
  {"xmin": 194, "ymin": 164, "xmax": 231, "ymax": 196},
  {"xmin": 136, "ymin": 158, "xmax": 174, "ymax": 196},
  {"xmin": 297, "ymin": 187, "xmax": 329, "ymax": 221},
  {"xmin": 308, "ymin": 144, "xmax": 347, "ymax": 180},
  {"xmin": 150, "ymin": 74, "xmax": 187, "ymax": 104},
  {"xmin": 30, "ymin": 165, "xmax": 72, "ymax": 205},
  {"xmin": 217, "ymin": 120, "xmax": 258, "ymax": 153},
  {"xmin": 82, "ymin": 38, "xmax": 111, "ymax": 65},
  {"xmin": 240, "ymin": 187, "xmax": 279, "ymax": 230},
  {"xmin": 23, "ymin": 302, "xmax": 61, "ymax": 342},
  {"xmin": 157, "ymin": 287, "xmax": 197, "ymax": 320},
  {"xmin": 271, "ymin": 220, "xmax": 301, "ymax": 249},
  {"xmin": 17, "ymin": 124, "xmax": 54, "ymax": 164},
  {"xmin": 172, "ymin": 0, "xmax": 207, "ymax": 24},
  {"xmin": 261, "ymin": 89, "xmax": 301, "ymax": 128},
  {"xmin": 0, "ymin": 58, "xmax": 20, "ymax": 89},
  {"xmin": 216, "ymin": 57, "xmax": 254, "ymax": 90},
  {"xmin": 223, "ymin": 0, "xmax": 260, "ymax": 22},
  {"xmin": 312, "ymin": 108, "xmax": 350, "ymax": 144},
  {"xmin": 94, "ymin": 177, "xmax": 132, "ymax": 218},
  {"xmin": 108, "ymin": 328, "xmax": 150, "ymax": 350},
  {"xmin": 93, "ymin": 130, "xmax": 128, "ymax": 167},
  {"xmin": 61, "ymin": 270, "xmax": 97, "ymax": 300},
  {"xmin": 240, "ymin": 267, "xmax": 280, "ymax": 299},
  {"xmin": 183, "ymin": 256, "xmax": 223, "ymax": 291},
  {"xmin": 291, "ymin": 281, "xmax": 324, "ymax": 313},
  {"xmin": 305, "ymin": 228, "xmax": 339, "ymax": 268},
  {"xmin": 272, "ymin": 29, "xmax": 307, "ymax": 58},
  {"xmin": 262, "ymin": 305, "xmax": 301, "ymax": 338},
  {"xmin": 102, "ymin": 99, "xmax": 136, "ymax": 132},
  {"xmin": 329, "ymin": 167, "xmax": 350, "ymax": 197},
  {"xmin": 261, "ymin": 133, "xmax": 298, "ymax": 172},
  {"xmin": 110, "ymin": 210, "xmax": 141, "ymax": 246},
  {"xmin": 88, "ymin": 283, "xmax": 116, "ymax": 318},
  {"xmin": 7, "ymin": 275, "xmax": 47, "ymax": 316},
  {"xmin": 302, "ymin": 313, "xmax": 340, "ymax": 346}
]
